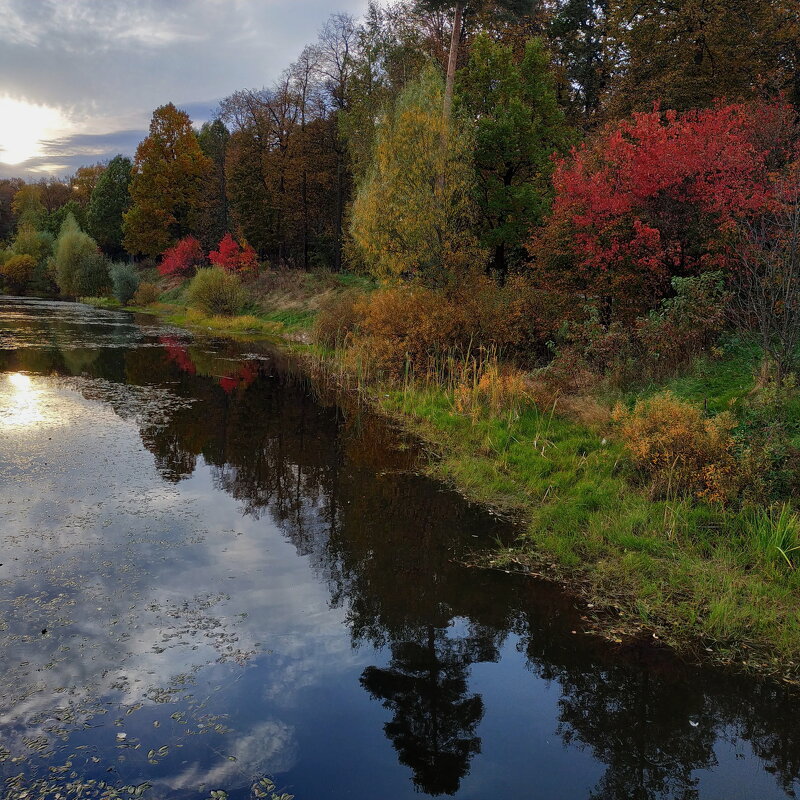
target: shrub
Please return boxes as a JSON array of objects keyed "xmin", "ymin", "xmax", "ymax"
[
  {"xmin": 1, "ymin": 254, "xmax": 36, "ymax": 293},
  {"xmin": 352, "ymin": 275, "xmax": 544, "ymax": 378},
  {"xmin": 615, "ymin": 392, "xmax": 740, "ymax": 502},
  {"xmin": 187, "ymin": 268, "xmax": 246, "ymax": 316},
  {"xmin": 549, "ymin": 273, "xmax": 730, "ymax": 388},
  {"xmin": 312, "ymin": 290, "xmax": 361, "ymax": 348},
  {"xmin": 74, "ymin": 251, "xmax": 110, "ymax": 297},
  {"xmin": 132, "ymin": 281, "xmax": 161, "ymax": 306},
  {"xmin": 109, "ymin": 262, "xmax": 140, "ymax": 305},
  {"xmin": 209, "ymin": 233, "xmax": 259, "ymax": 273},
  {"xmin": 53, "ymin": 213, "xmax": 99, "ymax": 296},
  {"xmin": 159, "ymin": 236, "xmax": 204, "ymax": 278}
]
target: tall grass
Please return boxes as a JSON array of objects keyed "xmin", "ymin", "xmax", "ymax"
[{"xmin": 741, "ymin": 503, "xmax": 800, "ymax": 568}]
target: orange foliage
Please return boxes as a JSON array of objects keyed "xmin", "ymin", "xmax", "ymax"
[{"xmin": 615, "ymin": 392, "xmax": 740, "ymax": 503}]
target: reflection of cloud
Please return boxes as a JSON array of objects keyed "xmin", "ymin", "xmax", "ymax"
[
  {"xmin": 0, "ymin": 370, "xmax": 359, "ymax": 782},
  {"xmin": 168, "ymin": 720, "xmax": 298, "ymax": 790}
]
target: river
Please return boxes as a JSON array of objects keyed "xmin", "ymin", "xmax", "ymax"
[{"xmin": 0, "ymin": 296, "xmax": 798, "ymax": 799}]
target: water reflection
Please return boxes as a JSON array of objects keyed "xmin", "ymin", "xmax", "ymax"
[
  {"xmin": 2, "ymin": 372, "xmax": 43, "ymax": 428},
  {"xmin": 1, "ymin": 297, "xmax": 800, "ymax": 799}
]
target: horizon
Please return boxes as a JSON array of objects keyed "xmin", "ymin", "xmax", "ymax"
[{"xmin": 0, "ymin": 0, "xmax": 368, "ymax": 179}]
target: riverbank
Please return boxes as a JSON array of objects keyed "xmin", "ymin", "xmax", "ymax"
[{"xmin": 93, "ymin": 279, "xmax": 800, "ymax": 680}]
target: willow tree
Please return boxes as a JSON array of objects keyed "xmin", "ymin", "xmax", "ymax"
[{"xmin": 350, "ymin": 66, "xmax": 482, "ymax": 283}]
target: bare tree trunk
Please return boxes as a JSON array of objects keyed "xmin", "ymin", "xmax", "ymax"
[{"xmin": 442, "ymin": 1, "xmax": 465, "ymax": 122}]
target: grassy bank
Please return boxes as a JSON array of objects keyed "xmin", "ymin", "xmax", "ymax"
[{"xmin": 108, "ymin": 274, "xmax": 800, "ymax": 678}]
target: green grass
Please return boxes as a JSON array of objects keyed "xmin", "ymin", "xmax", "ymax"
[
  {"xmin": 79, "ymin": 296, "xmax": 122, "ymax": 309},
  {"xmin": 165, "ymin": 307, "xmax": 285, "ymax": 338},
  {"xmin": 113, "ymin": 274, "xmax": 800, "ymax": 673},
  {"xmin": 365, "ymin": 371, "xmax": 800, "ymax": 673},
  {"xmin": 257, "ymin": 308, "xmax": 316, "ymax": 331}
]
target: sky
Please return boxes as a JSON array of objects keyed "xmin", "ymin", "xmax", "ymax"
[{"xmin": 0, "ymin": 0, "xmax": 369, "ymax": 178}]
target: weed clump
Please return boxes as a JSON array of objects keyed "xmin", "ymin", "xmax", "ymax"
[{"xmin": 313, "ymin": 290, "xmax": 360, "ymax": 348}]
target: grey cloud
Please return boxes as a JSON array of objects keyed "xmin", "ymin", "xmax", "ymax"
[{"xmin": 0, "ymin": 0, "xmax": 369, "ymax": 176}]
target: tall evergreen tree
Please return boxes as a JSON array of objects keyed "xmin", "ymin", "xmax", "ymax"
[
  {"xmin": 457, "ymin": 34, "xmax": 573, "ymax": 279},
  {"xmin": 87, "ymin": 155, "xmax": 133, "ymax": 257}
]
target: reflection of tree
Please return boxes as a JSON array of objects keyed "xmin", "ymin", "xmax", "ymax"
[
  {"xmin": 729, "ymin": 682, "xmax": 800, "ymax": 797},
  {"xmin": 554, "ymin": 663, "xmax": 716, "ymax": 800},
  {"xmin": 361, "ymin": 627, "xmax": 486, "ymax": 796},
  {"xmin": 11, "ymin": 317, "xmax": 800, "ymax": 800}
]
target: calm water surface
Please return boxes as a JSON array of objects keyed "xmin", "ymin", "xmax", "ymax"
[{"xmin": 1, "ymin": 297, "xmax": 799, "ymax": 799}]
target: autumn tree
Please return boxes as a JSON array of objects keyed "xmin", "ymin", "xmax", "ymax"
[
  {"xmin": 123, "ymin": 103, "xmax": 213, "ymax": 257},
  {"xmin": 70, "ymin": 164, "xmax": 105, "ymax": 207},
  {"xmin": 605, "ymin": 0, "xmax": 800, "ymax": 116},
  {"xmin": 35, "ymin": 178, "xmax": 72, "ymax": 214},
  {"xmin": 87, "ymin": 155, "xmax": 133, "ymax": 257},
  {"xmin": 1, "ymin": 255, "xmax": 36, "ymax": 294},
  {"xmin": 221, "ymin": 54, "xmax": 340, "ymax": 270},
  {"xmin": 12, "ymin": 183, "xmax": 45, "ymax": 227},
  {"xmin": 456, "ymin": 34, "xmax": 573, "ymax": 280},
  {"xmin": 350, "ymin": 66, "xmax": 482, "ymax": 283},
  {"xmin": 339, "ymin": 2, "xmax": 430, "ymax": 182},
  {"xmin": 530, "ymin": 102, "xmax": 797, "ymax": 321},
  {"xmin": 11, "ymin": 223, "xmax": 53, "ymax": 265}
]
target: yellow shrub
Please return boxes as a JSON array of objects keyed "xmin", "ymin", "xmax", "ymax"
[
  {"xmin": 615, "ymin": 392, "xmax": 740, "ymax": 502},
  {"xmin": 352, "ymin": 276, "xmax": 542, "ymax": 378},
  {"xmin": 132, "ymin": 282, "xmax": 160, "ymax": 306},
  {"xmin": 1, "ymin": 254, "xmax": 36, "ymax": 293}
]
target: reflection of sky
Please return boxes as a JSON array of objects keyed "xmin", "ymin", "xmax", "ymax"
[
  {"xmin": 1, "ymin": 296, "xmax": 799, "ymax": 799},
  {"xmin": 0, "ymin": 376, "xmax": 374, "ymax": 793}
]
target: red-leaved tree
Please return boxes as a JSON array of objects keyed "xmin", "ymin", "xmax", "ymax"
[
  {"xmin": 209, "ymin": 233, "xmax": 258, "ymax": 273},
  {"xmin": 530, "ymin": 102, "xmax": 798, "ymax": 321},
  {"xmin": 158, "ymin": 236, "xmax": 205, "ymax": 278}
]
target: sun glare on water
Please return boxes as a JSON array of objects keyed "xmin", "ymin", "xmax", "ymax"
[
  {"xmin": 0, "ymin": 96, "xmax": 72, "ymax": 166},
  {"xmin": 2, "ymin": 372, "xmax": 44, "ymax": 429}
]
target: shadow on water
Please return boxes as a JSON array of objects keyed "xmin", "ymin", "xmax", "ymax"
[{"xmin": 0, "ymin": 297, "xmax": 800, "ymax": 799}]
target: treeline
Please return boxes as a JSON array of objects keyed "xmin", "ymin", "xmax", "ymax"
[{"xmin": 1, "ymin": 0, "xmax": 799, "ymax": 349}]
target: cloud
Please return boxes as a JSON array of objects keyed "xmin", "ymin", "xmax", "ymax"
[{"xmin": 0, "ymin": 0, "xmax": 370, "ymax": 176}]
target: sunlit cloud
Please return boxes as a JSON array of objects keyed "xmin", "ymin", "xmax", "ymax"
[{"xmin": 0, "ymin": 96, "xmax": 74, "ymax": 165}]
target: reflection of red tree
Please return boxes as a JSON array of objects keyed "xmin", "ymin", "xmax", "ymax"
[
  {"xmin": 219, "ymin": 362, "xmax": 259, "ymax": 394},
  {"xmin": 160, "ymin": 336, "xmax": 197, "ymax": 375}
]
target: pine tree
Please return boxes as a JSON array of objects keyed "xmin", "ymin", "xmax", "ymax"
[
  {"xmin": 457, "ymin": 34, "xmax": 574, "ymax": 279},
  {"xmin": 87, "ymin": 155, "xmax": 132, "ymax": 257}
]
